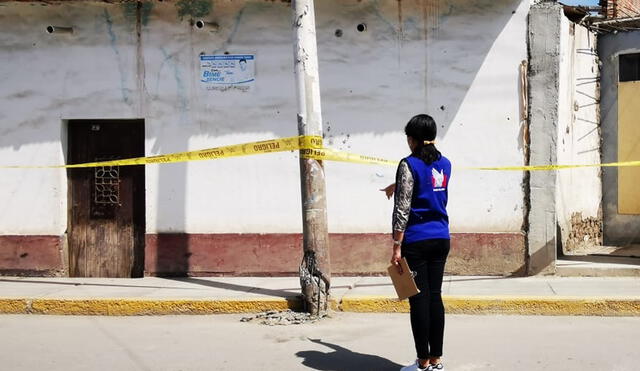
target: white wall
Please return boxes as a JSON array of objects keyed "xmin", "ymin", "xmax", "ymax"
[
  {"xmin": 0, "ymin": 3, "xmax": 139, "ymax": 234},
  {"xmin": 556, "ymin": 17, "xmax": 602, "ymax": 251},
  {"xmin": 0, "ymin": 0, "xmax": 529, "ymax": 236}
]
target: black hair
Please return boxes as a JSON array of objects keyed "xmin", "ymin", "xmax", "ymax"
[
  {"xmin": 239, "ymin": 58, "xmax": 247, "ymax": 63},
  {"xmin": 404, "ymin": 114, "xmax": 441, "ymax": 164}
]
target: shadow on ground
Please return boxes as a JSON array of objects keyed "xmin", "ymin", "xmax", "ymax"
[
  {"xmin": 166, "ymin": 277, "xmax": 300, "ymax": 298},
  {"xmin": 296, "ymin": 338, "xmax": 402, "ymax": 371}
]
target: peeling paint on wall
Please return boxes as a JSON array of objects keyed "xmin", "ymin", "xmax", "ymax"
[
  {"xmin": 159, "ymin": 47, "xmax": 189, "ymax": 119},
  {"xmin": 176, "ymin": 0, "xmax": 212, "ymax": 21},
  {"xmin": 122, "ymin": 1, "xmax": 154, "ymax": 27},
  {"xmin": 211, "ymin": 5, "xmax": 247, "ymax": 55},
  {"xmin": 104, "ymin": 9, "xmax": 130, "ymax": 104}
]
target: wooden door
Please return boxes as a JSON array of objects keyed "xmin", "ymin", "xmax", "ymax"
[
  {"xmin": 618, "ymin": 53, "xmax": 640, "ymax": 214},
  {"xmin": 68, "ymin": 120, "xmax": 145, "ymax": 278}
]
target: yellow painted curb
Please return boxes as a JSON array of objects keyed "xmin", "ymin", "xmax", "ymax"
[
  {"xmin": 29, "ymin": 298, "xmax": 306, "ymax": 315},
  {"xmin": 0, "ymin": 297, "xmax": 342, "ymax": 316},
  {"xmin": 340, "ymin": 296, "xmax": 410, "ymax": 313},
  {"xmin": 0, "ymin": 299, "xmax": 28, "ymax": 314},
  {"xmin": 340, "ymin": 295, "xmax": 640, "ymax": 316},
  {"xmin": 1, "ymin": 296, "xmax": 640, "ymax": 316}
]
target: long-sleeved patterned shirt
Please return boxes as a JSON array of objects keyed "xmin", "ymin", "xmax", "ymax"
[{"xmin": 392, "ymin": 159, "xmax": 414, "ymax": 233}]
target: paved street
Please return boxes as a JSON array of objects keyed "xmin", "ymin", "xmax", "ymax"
[{"xmin": 0, "ymin": 313, "xmax": 638, "ymax": 371}]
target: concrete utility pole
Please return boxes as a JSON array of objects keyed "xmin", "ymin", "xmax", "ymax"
[{"xmin": 292, "ymin": 0, "xmax": 331, "ymax": 316}]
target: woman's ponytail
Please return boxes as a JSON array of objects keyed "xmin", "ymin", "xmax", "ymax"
[
  {"xmin": 418, "ymin": 142, "xmax": 441, "ymax": 164},
  {"xmin": 405, "ymin": 114, "xmax": 441, "ymax": 165}
]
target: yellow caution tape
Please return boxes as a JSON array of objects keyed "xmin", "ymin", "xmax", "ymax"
[
  {"xmin": 459, "ymin": 161, "xmax": 640, "ymax": 171},
  {"xmin": 0, "ymin": 135, "xmax": 323, "ymax": 169},
  {"xmin": 0, "ymin": 134, "xmax": 638, "ymax": 171},
  {"xmin": 299, "ymin": 146, "xmax": 640, "ymax": 171},
  {"xmin": 300, "ymin": 147, "xmax": 399, "ymax": 167}
]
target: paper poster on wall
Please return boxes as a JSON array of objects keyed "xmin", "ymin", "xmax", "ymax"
[{"xmin": 200, "ymin": 54, "xmax": 255, "ymax": 92}]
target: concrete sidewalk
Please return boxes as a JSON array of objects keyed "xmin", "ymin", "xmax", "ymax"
[{"xmin": 0, "ymin": 275, "xmax": 639, "ymax": 316}]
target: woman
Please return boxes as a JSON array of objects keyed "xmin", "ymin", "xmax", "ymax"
[{"xmin": 383, "ymin": 114, "xmax": 451, "ymax": 371}]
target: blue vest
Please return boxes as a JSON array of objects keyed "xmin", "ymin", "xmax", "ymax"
[{"xmin": 403, "ymin": 155, "xmax": 451, "ymax": 244}]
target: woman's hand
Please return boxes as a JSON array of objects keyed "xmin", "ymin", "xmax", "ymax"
[
  {"xmin": 390, "ymin": 245, "xmax": 402, "ymax": 274},
  {"xmin": 380, "ymin": 183, "xmax": 396, "ymax": 200}
]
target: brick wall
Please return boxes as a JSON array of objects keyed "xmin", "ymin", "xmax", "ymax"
[{"xmin": 605, "ymin": 0, "xmax": 640, "ymax": 19}]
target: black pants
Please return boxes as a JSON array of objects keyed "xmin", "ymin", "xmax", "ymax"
[{"xmin": 402, "ymin": 238, "xmax": 450, "ymax": 359}]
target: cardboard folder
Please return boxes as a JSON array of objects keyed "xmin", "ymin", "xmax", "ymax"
[{"xmin": 387, "ymin": 258, "xmax": 420, "ymax": 300}]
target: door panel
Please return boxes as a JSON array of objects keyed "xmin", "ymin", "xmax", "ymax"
[
  {"xmin": 68, "ymin": 120, "xmax": 145, "ymax": 277},
  {"xmin": 618, "ymin": 81, "xmax": 640, "ymax": 214}
]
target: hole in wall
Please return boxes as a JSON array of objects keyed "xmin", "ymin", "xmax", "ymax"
[
  {"xmin": 356, "ymin": 23, "xmax": 367, "ymax": 32},
  {"xmin": 194, "ymin": 20, "xmax": 219, "ymax": 32},
  {"xmin": 46, "ymin": 26, "xmax": 73, "ymax": 34},
  {"xmin": 335, "ymin": 29, "xmax": 343, "ymax": 37}
]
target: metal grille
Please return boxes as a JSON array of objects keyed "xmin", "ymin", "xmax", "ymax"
[{"xmin": 94, "ymin": 165, "xmax": 120, "ymax": 205}]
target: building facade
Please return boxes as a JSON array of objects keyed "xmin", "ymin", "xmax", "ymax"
[{"xmin": 1, "ymin": 0, "xmax": 612, "ymax": 278}]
